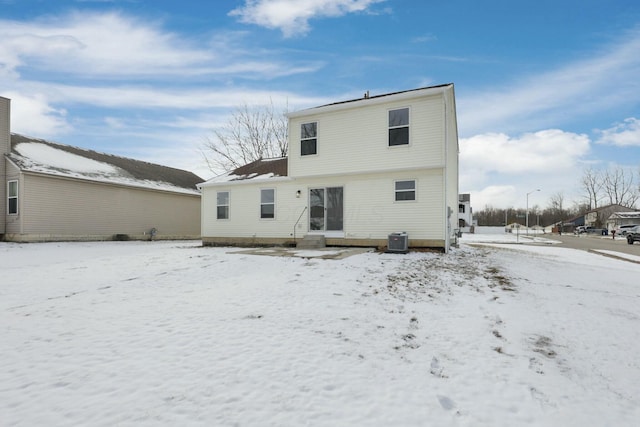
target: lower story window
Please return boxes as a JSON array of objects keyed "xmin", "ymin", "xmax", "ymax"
[
  {"xmin": 260, "ymin": 188, "xmax": 275, "ymax": 219},
  {"xmin": 8, "ymin": 180, "xmax": 18, "ymax": 215},
  {"xmin": 217, "ymin": 191, "xmax": 229, "ymax": 219},
  {"xmin": 395, "ymin": 180, "xmax": 416, "ymax": 201}
]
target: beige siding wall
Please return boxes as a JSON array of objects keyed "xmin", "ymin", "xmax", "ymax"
[
  {"xmin": 0, "ymin": 97, "xmax": 9, "ymax": 233},
  {"xmin": 201, "ymin": 168, "xmax": 445, "ymax": 245},
  {"xmin": 289, "ymin": 93, "xmax": 445, "ymax": 178},
  {"xmin": 5, "ymin": 173, "xmax": 200, "ymax": 241}
]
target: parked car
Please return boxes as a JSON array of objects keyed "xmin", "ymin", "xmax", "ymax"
[
  {"xmin": 575, "ymin": 226, "xmax": 609, "ymax": 236},
  {"xmin": 614, "ymin": 224, "xmax": 640, "ymax": 236},
  {"xmin": 626, "ymin": 226, "xmax": 640, "ymax": 245}
]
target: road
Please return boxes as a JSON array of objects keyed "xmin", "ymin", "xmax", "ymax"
[{"xmin": 534, "ymin": 233, "xmax": 640, "ymax": 258}]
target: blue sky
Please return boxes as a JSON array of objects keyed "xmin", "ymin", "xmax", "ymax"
[{"xmin": 1, "ymin": 0, "xmax": 639, "ymax": 210}]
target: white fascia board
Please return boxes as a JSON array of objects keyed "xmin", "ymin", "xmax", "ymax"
[
  {"xmin": 287, "ymin": 84, "xmax": 453, "ymax": 119},
  {"xmin": 197, "ymin": 176, "xmax": 293, "ymax": 189}
]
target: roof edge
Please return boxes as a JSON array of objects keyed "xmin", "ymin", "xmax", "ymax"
[{"xmin": 287, "ymin": 84, "xmax": 454, "ymax": 119}]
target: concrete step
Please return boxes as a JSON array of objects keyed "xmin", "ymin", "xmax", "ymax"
[{"xmin": 296, "ymin": 234, "xmax": 326, "ymax": 249}]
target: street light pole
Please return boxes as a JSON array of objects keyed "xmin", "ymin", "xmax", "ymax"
[{"xmin": 526, "ymin": 189, "xmax": 540, "ymax": 235}]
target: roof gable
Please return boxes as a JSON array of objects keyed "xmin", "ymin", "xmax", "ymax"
[{"xmin": 8, "ymin": 134, "xmax": 203, "ymax": 194}]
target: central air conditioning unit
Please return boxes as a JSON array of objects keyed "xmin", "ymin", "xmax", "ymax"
[{"xmin": 387, "ymin": 232, "xmax": 408, "ymax": 253}]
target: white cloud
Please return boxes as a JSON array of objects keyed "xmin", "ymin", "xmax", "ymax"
[
  {"xmin": 0, "ymin": 11, "xmax": 321, "ymax": 80},
  {"xmin": 460, "ymin": 129, "xmax": 591, "ymax": 209},
  {"xmin": 229, "ymin": 0, "xmax": 385, "ymax": 37},
  {"xmin": 458, "ymin": 28, "xmax": 640, "ymax": 135},
  {"xmin": 461, "ymin": 129, "xmax": 590, "ymax": 176},
  {"xmin": 470, "ymin": 185, "xmax": 517, "ymax": 211},
  {"xmin": 4, "ymin": 92, "xmax": 71, "ymax": 136},
  {"xmin": 14, "ymin": 81, "xmax": 325, "ymax": 111},
  {"xmin": 595, "ymin": 117, "xmax": 640, "ymax": 147},
  {"xmin": 0, "ymin": 12, "xmax": 215, "ymax": 77}
]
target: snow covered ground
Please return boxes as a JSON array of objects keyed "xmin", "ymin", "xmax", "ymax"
[{"xmin": 1, "ymin": 236, "xmax": 639, "ymax": 426}]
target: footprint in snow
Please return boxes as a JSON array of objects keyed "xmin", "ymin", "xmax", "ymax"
[{"xmin": 437, "ymin": 395, "xmax": 456, "ymax": 410}]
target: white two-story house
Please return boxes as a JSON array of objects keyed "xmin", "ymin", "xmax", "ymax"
[{"xmin": 198, "ymin": 84, "xmax": 459, "ymax": 252}]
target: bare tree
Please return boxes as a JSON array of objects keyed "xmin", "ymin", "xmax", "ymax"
[
  {"xmin": 602, "ymin": 166, "xmax": 639, "ymax": 208},
  {"xmin": 203, "ymin": 101, "xmax": 288, "ymax": 174},
  {"xmin": 580, "ymin": 167, "xmax": 603, "ymax": 209},
  {"xmin": 549, "ymin": 191, "xmax": 565, "ymax": 214}
]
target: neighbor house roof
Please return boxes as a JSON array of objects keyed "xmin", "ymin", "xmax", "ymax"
[
  {"xmin": 608, "ymin": 211, "xmax": 640, "ymax": 219},
  {"xmin": 200, "ymin": 157, "xmax": 288, "ymax": 186},
  {"xmin": 7, "ymin": 134, "xmax": 202, "ymax": 195}
]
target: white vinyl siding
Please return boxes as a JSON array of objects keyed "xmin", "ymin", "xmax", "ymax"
[
  {"xmin": 201, "ymin": 169, "xmax": 444, "ymax": 241},
  {"xmin": 200, "ymin": 85, "xmax": 457, "ymax": 251},
  {"xmin": 289, "ymin": 93, "xmax": 444, "ymax": 178}
]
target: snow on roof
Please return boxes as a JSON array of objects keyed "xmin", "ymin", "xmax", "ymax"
[
  {"xmin": 8, "ymin": 134, "xmax": 202, "ymax": 195},
  {"xmin": 609, "ymin": 211, "xmax": 640, "ymax": 219},
  {"xmin": 200, "ymin": 157, "xmax": 288, "ymax": 186},
  {"xmin": 15, "ymin": 142, "xmax": 120, "ymax": 175}
]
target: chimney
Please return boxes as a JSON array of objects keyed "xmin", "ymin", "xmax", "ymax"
[
  {"xmin": 364, "ymin": 90, "xmax": 370, "ymax": 99},
  {"xmin": 0, "ymin": 96, "xmax": 10, "ymax": 233}
]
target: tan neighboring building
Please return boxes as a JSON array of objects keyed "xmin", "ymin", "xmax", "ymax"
[{"xmin": 1, "ymin": 97, "xmax": 202, "ymax": 242}]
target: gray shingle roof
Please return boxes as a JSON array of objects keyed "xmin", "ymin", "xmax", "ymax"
[
  {"xmin": 203, "ymin": 157, "xmax": 288, "ymax": 184},
  {"xmin": 230, "ymin": 157, "xmax": 288, "ymax": 179},
  {"xmin": 9, "ymin": 133, "xmax": 203, "ymax": 193}
]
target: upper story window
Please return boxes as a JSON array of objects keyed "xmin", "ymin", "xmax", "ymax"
[
  {"xmin": 7, "ymin": 180, "xmax": 18, "ymax": 215},
  {"xmin": 395, "ymin": 180, "xmax": 416, "ymax": 201},
  {"xmin": 389, "ymin": 108, "xmax": 409, "ymax": 146},
  {"xmin": 459, "ymin": 204, "xmax": 465, "ymax": 213},
  {"xmin": 301, "ymin": 122, "xmax": 317, "ymax": 156},
  {"xmin": 217, "ymin": 191, "xmax": 229, "ymax": 220},
  {"xmin": 260, "ymin": 188, "xmax": 275, "ymax": 219}
]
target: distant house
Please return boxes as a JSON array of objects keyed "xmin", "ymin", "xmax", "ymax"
[
  {"xmin": 568, "ymin": 204, "xmax": 637, "ymax": 231},
  {"xmin": 607, "ymin": 211, "xmax": 640, "ymax": 229},
  {"xmin": 458, "ymin": 193, "xmax": 474, "ymax": 230},
  {"xmin": 1, "ymin": 97, "xmax": 202, "ymax": 242},
  {"xmin": 198, "ymin": 84, "xmax": 459, "ymax": 252}
]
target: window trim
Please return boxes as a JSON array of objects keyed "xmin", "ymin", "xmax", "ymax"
[
  {"xmin": 7, "ymin": 180, "xmax": 18, "ymax": 215},
  {"xmin": 300, "ymin": 121, "xmax": 318, "ymax": 156},
  {"xmin": 216, "ymin": 190, "xmax": 230, "ymax": 220},
  {"xmin": 394, "ymin": 179, "xmax": 416, "ymax": 202},
  {"xmin": 260, "ymin": 188, "xmax": 276, "ymax": 220},
  {"xmin": 388, "ymin": 107, "xmax": 410, "ymax": 147}
]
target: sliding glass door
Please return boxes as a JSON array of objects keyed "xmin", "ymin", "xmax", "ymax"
[{"xmin": 309, "ymin": 187, "xmax": 343, "ymax": 231}]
